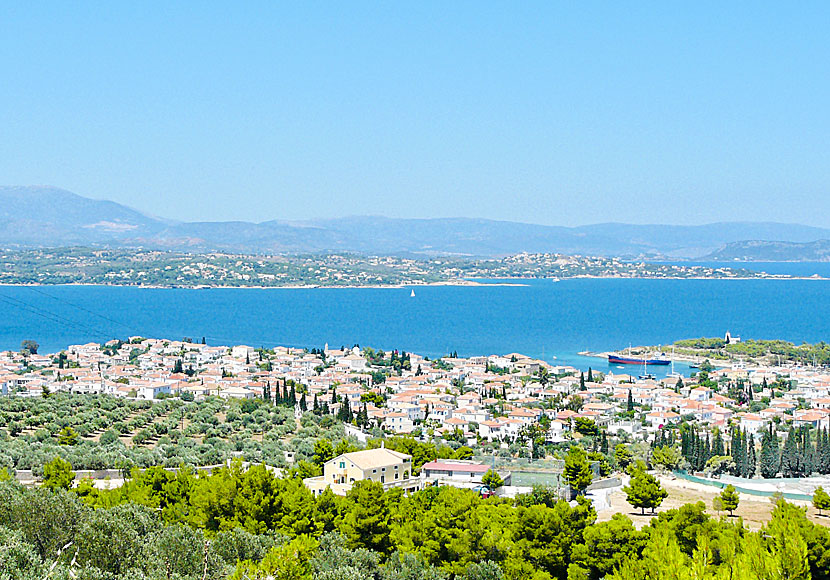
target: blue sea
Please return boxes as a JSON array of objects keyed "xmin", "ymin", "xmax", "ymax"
[{"xmin": 1, "ymin": 264, "xmax": 829, "ymax": 379}]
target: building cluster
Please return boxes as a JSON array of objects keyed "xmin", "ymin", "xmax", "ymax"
[{"xmin": 3, "ymin": 338, "xmax": 830, "ymax": 454}]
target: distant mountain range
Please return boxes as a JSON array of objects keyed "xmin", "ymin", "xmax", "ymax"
[
  {"xmin": 3, "ymin": 186, "xmax": 830, "ymax": 259},
  {"xmin": 703, "ymin": 240, "xmax": 830, "ymax": 262}
]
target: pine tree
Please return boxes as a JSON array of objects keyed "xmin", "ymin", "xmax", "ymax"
[
  {"xmin": 813, "ymin": 486, "xmax": 830, "ymax": 516},
  {"xmin": 720, "ymin": 484, "xmax": 740, "ymax": 516},
  {"xmin": 623, "ymin": 467, "xmax": 668, "ymax": 514}
]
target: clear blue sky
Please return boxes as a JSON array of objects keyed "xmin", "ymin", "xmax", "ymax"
[{"xmin": 2, "ymin": 2, "xmax": 829, "ymax": 226}]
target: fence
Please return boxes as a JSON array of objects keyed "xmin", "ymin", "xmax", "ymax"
[{"xmin": 673, "ymin": 471, "xmax": 813, "ymax": 502}]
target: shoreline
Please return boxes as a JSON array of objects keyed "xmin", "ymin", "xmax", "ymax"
[
  {"xmin": 0, "ymin": 275, "xmax": 826, "ymax": 290},
  {"xmin": 0, "ymin": 280, "xmax": 530, "ymax": 290}
]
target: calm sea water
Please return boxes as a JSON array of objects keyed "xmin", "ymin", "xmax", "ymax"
[{"xmin": 1, "ymin": 270, "xmax": 829, "ymax": 378}]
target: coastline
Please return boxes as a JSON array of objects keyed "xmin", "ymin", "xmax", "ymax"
[
  {"xmin": 0, "ymin": 280, "xmax": 530, "ymax": 290},
  {"xmin": 0, "ymin": 275, "xmax": 826, "ymax": 290}
]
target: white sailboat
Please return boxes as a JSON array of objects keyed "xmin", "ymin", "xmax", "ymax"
[
  {"xmin": 667, "ymin": 345, "xmax": 683, "ymax": 379},
  {"xmin": 410, "ymin": 289, "xmax": 415, "ymax": 297}
]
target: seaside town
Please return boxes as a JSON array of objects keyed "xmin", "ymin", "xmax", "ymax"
[{"xmin": 5, "ymin": 335, "xmax": 830, "ymax": 499}]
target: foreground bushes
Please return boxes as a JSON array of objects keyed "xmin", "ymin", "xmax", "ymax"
[{"xmin": 1, "ymin": 460, "xmax": 830, "ymax": 579}]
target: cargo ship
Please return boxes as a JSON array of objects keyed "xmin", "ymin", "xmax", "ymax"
[{"xmin": 608, "ymin": 354, "xmax": 671, "ymax": 366}]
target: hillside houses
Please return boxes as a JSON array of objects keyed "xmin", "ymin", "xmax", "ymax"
[{"xmin": 5, "ymin": 337, "xmax": 830, "ymax": 457}]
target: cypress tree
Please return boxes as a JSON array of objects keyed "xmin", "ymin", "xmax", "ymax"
[
  {"xmin": 289, "ymin": 384, "xmax": 297, "ymax": 407},
  {"xmin": 712, "ymin": 428, "xmax": 725, "ymax": 457},
  {"xmin": 820, "ymin": 428, "xmax": 830, "ymax": 474},
  {"xmin": 627, "ymin": 389, "xmax": 634, "ymax": 413},
  {"xmin": 600, "ymin": 430, "xmax": 609, "ymax": 454},
  {"xmin": 745, "ymin": 433, "xmax": 756, "ymax": 478},
  {"xmin": 587, "ymin": 367, "xmax": 593, "ymax": 382},
  {"xmin": 313, "ymin": 393, "xmax": 319, "ymax": 415},
  {"xmin": 759, "ymin": 425, "xmax": 780, "ymax": 478},
  {"xmin": 580, "ymin": 372, "xmax": 586, "ymax": 391},
  {"xmin": 731, "ymin": 427, "xmax": 744, "ymax": 476},
  {"xmin": 299, "ymin": 393, "xmax": 307, "ymax": 412},
  {"xmin": 691, "ymin": 432, "xmax": 702, "ymax": 471},
  {"xmin": 781, "ymin": 426, "xmax": 799, "ymax": 478},
  {"xmin": 704, "ymin": 433, "xmax": 712, "ymax": 465},
  {"xmin": 802, "ymin": 426, "xmax": 814, "ymax": 476},
  {"xmin": 681, "ymin": 428, "xmax": 690, "ymax": 459},
  {"xmin": 738, "ymin": 429, "xmax": 749, "ymax": 477},
  {"xmin": 823, "ymin": 428, "xmax": 830, "ymax": 474},
  {"xmin": 689, "ymin": 430, "xmax": 699, "ymax": 471}
]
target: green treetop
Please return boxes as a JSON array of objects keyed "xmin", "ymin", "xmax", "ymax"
[
  {"xmin": 42, "ymin": 456, "xmax": 75, "ymax": 490},
  {"xmin": 813, "ymin": 486, "xmax": 830, "ymax": 516},
  {"xmin": 563, "ymin": 446, "xmax": 593, "ymax": 496},
  {"xmin": 482, "ymin": 469, "xmax": 504, "ymax": 491},
  {"xmin": 614, "ymin": 444, "xmax": 633, "ymax": 470},
  {"xmin": 622, "ymin": 466, "xmax": 667, "ymax": 515},
  {"xmin": 719, "ymin": 484, "xmax": 740, "ymax": 516}
]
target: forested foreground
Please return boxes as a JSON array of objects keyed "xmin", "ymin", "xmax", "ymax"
[{"xmin": 1, "ymin": 463, "xmax": 829, "ymax": 580}]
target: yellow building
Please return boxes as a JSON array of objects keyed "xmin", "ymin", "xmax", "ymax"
[{"xmin": 304, "ymin": 447, "xmax": 422, "ymax": 496}]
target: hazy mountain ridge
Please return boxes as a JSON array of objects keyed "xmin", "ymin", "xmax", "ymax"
[
  {"xmin": 3, "ymin": 186, "xmax": 830, "ymax": 258},
  {"xmin": 704, "ymin": 239, "xmax": 830, "ymax": 262}
]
